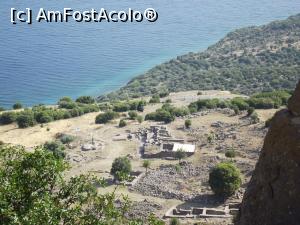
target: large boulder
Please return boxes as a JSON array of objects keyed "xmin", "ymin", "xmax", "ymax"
[
  {"xmin": 288, "ymin": 81, "xmax": 300, "ymax": 116},
  {"xmin": 237, "ymin": 81, "xmax": 300, "ymax": 225}
]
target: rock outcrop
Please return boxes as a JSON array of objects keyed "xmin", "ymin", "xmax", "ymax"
[{"xmin": 237, "ymin": 81, "xmax": 300, "ymax": 225}]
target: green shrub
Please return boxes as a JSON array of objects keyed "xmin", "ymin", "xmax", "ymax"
[
  {"xmin": 128, "ymin": 111, "xmax": 138, "ymax": 120},
  {"xmin": 52, "ymin": 110, "xmax": 66, "ymax": 120},
  {"xmin": 250, "ymin": 112, "xmax": 260, "ymax": 124},
  {"xmin": 0, "ymin": 107, "xmax": 5, "ymax": 112},
  {"xmin": 188, "ymin": 103, "xmax": 198, "ymax": 113},
  {"xmin": 230, "ymin": 97, "xmax": 249, "ymax": 111},
  {"xmin": 137, "ymin": 100, "xmax": 146, "ymax": 112},
  {"xmin": 0, "ymin": 112, "xmax": 17, "ymax": 125},
  {"xmin": 76, "ymin": 96, "xmax": 95, "ymax": 104},
  {"xmin": 209, "ymin": 162, "xmax": 241, "ymax": 196},
  {"xmin": 175, "ymin": 149, "xmax": 186, "ymax": 163},
  {"xmin": 174, "ymin": 164, "xmax": 181, "ymax": 173},
  {"xmin": 137, "ymin": 115, "xmax": 143, "ymax": 123},
  {"xmin": 172, "ymin": 107, "xmax": 190, "ymax": 117},
  {"xmin": 185, "ymin": 119, "xmax": 192, "ymax": 128},
  {"xmin": 34, "ymin": 111, "xmax": 54, "ymax": 123},
  {"xmin": 170, "ymin": 218, "xmax": 180, "ymax": 225},
  {"xmin": 207, "ymin": 132, "xmax": 215, "ymax": 144},
  {"xmin": 159, "ymin": 91, "xmax": 169, "ymax": 98},
  {"xmin": 149, "ymin": 95, "xmax": 160, "ymax": 104},
  {"xmin": 80, "ymin": 104, "xmax": 99, "ymax": 114},
  {"xmin": 110, "ymin": 157, "xmax": 132, "ymax": 181},
  {"xmin": 13, "ymin": 102, "xmax": 23, "ymax": 110},
  {"xmin": 218, "ymin": 101, "xmax": 231, "ymax": 109},
  {"xmin": 16, "ymin": 111, "xmax": 36, "ymax": 128},
  {"xmin": 98, "ymin": 103, "xmax": 112, "ymax": 111},
  {"xmin": 59, "ymin": 101, "xmax": 77, "ymax": 109},
  {"xmin": 128, "ymin": 101, "xmax": 138, "ymax": 110},
  {"xmin": 206, "ymin": 99, "xmax": 221, "ymax": 109},
  {"xmin": 189, "ymin": 99, "xmax": 222, "ymax": 111},
  {"xmin": 69, "ymin": 107, "xmax": 84, "ymax": 117},
  {"xmin": 145, "ymin": 109, "xmax": 175, "ymax": 124},
  {"xmin": 165, "ymin": 99, "xmax": 172, "ymax": 103},
  {"xmin": 63, "ymin": 110, "xmax": 72, "ymax": 119},
  {"xmin": 247, "ymin": 107, "xmax": 255, "ymax": 116},
  {"xmin": 58, "ymin": 96, "xmax": 73, "ymax": 103},
  {"xmin": 44, "ymin": 141, "xmax": 66, "ymax": 159},
  {"xmin": 247, "ymin": 97, "xmax": 275, "ymax": 109},
  {"xmin": 95, "ymin": 111, "xmax": 119, "ymax": 124},
  {"xmin": 225, "ymin": 149, "xmax": 236, "ymax": 158},
  {"xmin": 59, "ymin": 134, "xmax": 75, "ymax": 144},
  {"xmin": 113, "ymin": 102, "xmax": 130, "ymax": 112},
  {"xmin": 232, "ymin": 106, "xmax": 240, "ymax": 115},
  {"xmin": 119, "ymin": 119, "xmax": 127, "ymax": 128},
  {"xmin": 142, "ymin": 160, "xmax": 151, "ymax": 174}
]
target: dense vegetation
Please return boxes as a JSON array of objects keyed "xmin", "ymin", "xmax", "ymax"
[
  {"xmin": 145, "ymin": 103, "xmax": 189, "ymax": 124},
  {"xmin": 99, "ymin": 14, "xmax": 300, "ymax": 101},
  {"xmin": 209, "ymin": 162, "xmax": 242, "ymax": 196},
  {"xmin": 0, "ymin": 144, "xmax": 165, "ymax": 225},
  {"xmin": 95, "ymin": 111, "xmax": 119, "ymax": 124},
  {"xmin": 188, "ymin": 90, "xmax": 291, "ymax": 113},
  {"xmin": 0, "ymin": 96, "xmax": 100, "ymax": 128},
  {"xmin": 144, "ymin": 90, "xmax": 290, "ymax": 123}
]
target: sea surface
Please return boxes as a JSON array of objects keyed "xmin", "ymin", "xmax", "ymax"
[{"xmin": 0, "ymin": 0, "xmax": 300, "ymax": 108}]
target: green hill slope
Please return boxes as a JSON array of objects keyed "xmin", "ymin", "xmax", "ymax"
[{"xmin": 99, "ymin": 14, "xmax": 300, "ymax": 101}]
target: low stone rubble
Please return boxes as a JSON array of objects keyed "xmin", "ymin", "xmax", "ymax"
[
  {"xmin": 126, "ymin": 199, "xmax": 162, "ymax": 220},
  {"xmin": 131, "ymin": 161, "xmax": 216, "ymax": 201}
]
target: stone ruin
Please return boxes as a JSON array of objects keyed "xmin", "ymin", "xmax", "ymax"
[
  {"xmin": 135, "ymin": 125, "xmax": 172, "ymax": 146},
  {"xmin": 165, "ymin": 203, "xmax": 239, "ymax": 219},
  {"xmin": 135, "ymin": 126, "xmax": 190, "ymax": 158},
  {"xmin": 81, "ymin": 139, "xmax": 103, "ymax": 151}
]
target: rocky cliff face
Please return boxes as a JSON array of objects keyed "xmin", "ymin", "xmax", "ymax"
[{"xmin": 237, "ymin": 81, "xmax": 300, "ymax": 225}]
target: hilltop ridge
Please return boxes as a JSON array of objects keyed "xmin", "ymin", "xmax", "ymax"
[{"xmin": 99, "ymin": 14, "xmax": 300, "ymax": 102}]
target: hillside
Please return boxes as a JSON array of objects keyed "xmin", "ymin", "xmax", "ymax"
[{"xmin": 99, "ymin": 14, "xmax": 300, "ymax": 102}]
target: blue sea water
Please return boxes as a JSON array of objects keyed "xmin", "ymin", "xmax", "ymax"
[{"xmin": 0, "ymin": 0, "xmax": 300, "ymax": 108}]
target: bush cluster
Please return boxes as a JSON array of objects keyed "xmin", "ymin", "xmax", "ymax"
[
  {"xmin": 16, "ymin": 110, "xmax": 36, "ymax": 128},
  {"xmin": 0, "ymin": 112, "xmax": 17, "ymax": 125},
  {"xmin": 44, "ymin": 141, "xmax": 66, "ymax": 159},
  {"xmin": 145, "ymin": 103, "xmax": 189, "ymax": 124},
  {"xmin": 112, "ymin": 100, "xmax": 146, "ymax": 112},
  {"xmin": 75, "ymin": 96, "xmax": 95, "ymax": 104},
  {"xmin": 58, "ymin": 134, "xmax": 75, "ymax": 144},
  {"xmin": 188, "ymin": 90, "xmax": 291, "ymax": 113},
  {"xmin": 95, "ymin": 111, "xmax": 119, "ymax": 124},
  {"xmin": 149, "ymin": 95, "xmax": 160, "ymax": 104}
]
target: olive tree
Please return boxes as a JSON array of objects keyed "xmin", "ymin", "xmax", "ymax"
[
  {"xmin": 0, "ymin": 145, "xmax": 147, "ymax": 225},
  {"xmin": 209, "ymin": 162, "xmax": 241, "ymax": 196},
  {"xmin": 110, "ymin": 157, "xmax": 132, "ymax": 181}
]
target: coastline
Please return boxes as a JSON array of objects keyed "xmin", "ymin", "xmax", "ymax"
[{"xmin": 2, "ymin": 0, "xmax": 300, "ymax": 108}]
